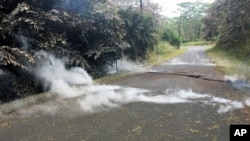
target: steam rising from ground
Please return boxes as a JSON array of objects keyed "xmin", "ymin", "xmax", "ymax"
[
  {"xmin": 17, "ymin": 86, "xmax": 250, "ymax": 116},
  {"xmin": 107, "ymin": 59, "xmax": 146, "ymax": 74},
  {"xmin": 225, "ymin": 75, "xmax": 250, "ymax": 93},
  {"xmin": 0, "ymin": 69, "xmax": 4, "ymax": 75},
  {"xmin": 167, "ymin": 57, "xmax": 215, "ymax": 66},
  {"xmin": 33, "ymin": 51, "xmax": 93, "ymax": 94},
  {"xmin": 1, "ymin": 52, "xmax": 250, "ymax": 117}
]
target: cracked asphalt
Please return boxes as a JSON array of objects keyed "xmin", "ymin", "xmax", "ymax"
[{"xmin": 0, "ymin": 46, "xmax": 250, "ymax": 141}]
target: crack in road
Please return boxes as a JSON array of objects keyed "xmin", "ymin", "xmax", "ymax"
[{"xmin": 147, "ymin": 71, "xmax": 224, "ymax": 82}]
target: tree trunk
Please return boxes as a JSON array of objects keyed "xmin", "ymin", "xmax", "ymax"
[
  {"xmin": 140, "ymin": 0, "xmax": 143, "ymax": 12},
  {"xmin": 178, "ymin": 12, "xmax": 181, "ymax": 49}
]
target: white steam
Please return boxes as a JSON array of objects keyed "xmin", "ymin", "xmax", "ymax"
[
  {"xmin": 245, "ymin": 99, "xmax": 250, "ymax": 106},
  {"xmin": 13, "ymin": 34, "xmax": 29, "ymax": 50},
  {"xmin": 107, "ymin": 59, "xmax": 146, "ymax": 74},
  {"xmin": 19, "ymin": 35, "xmax": 29, "ymax": 50},
  {"xmin": 166, "ymin": 57, "xmax": 215, "ymax": 66},
  {"xmin": 225, "ymin": 75, "xmax": 250, "ymax": 93},
  {"xmin": 32, "ymin": 51, "xmax": 92, "ymax": 95},
  {"xmin": 17, "ymin": 85, "xmax": 250, "ymax": 115},
  {"xmin": 0, "ymin": 69, "xmax": 4, "ymax": 75},
  {"xmin": 4, "ymin": 52, "xmax": 249, "ymax": 117}
]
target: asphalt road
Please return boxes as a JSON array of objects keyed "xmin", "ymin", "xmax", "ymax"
[{"xmin": 0, "ymin": 46, "xmax": 250, "ymax": 141}]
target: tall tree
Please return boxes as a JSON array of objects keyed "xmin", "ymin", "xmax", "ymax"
[
  {"xmin": 177, "ymin": 1, "xmax": 210, "ymax": 42},
  {"xmin": 140, "ymin": 0, "xmax": 143, "ymax": 12}
]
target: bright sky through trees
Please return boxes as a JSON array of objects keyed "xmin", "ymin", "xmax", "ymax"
[{"xmin": 152, "ymin": 0, "xmax": 215, "ymax": 17}]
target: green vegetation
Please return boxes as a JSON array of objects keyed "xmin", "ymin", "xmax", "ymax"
[
  {"xmin": 160, "ymin": 1, "xmax": 211, "ymax": 47},
  {"xmin": 207, "ymin": 46, "xmax": 250, "ymax": 79},
  {"xmin": 147, "ymin": 41, "xmax": 185, "ymax": 66},
  {"xmin": 167, "ymin": 1, "xmax": 211, "ymax": 42},
  {"xmin": 203, "ymin": 0, "xmax": 250, "ymax": 49},
  {"xmin": 203, "ymin": 0, "xmax": 250, "ymax": 79},
  {"xmin": 182, "ymin": 40, "xmax": 211, "ymax": 46},
  {"xmin": 178, "ymin": 2, "xmax": 211, "ymax": 42},
  {"xmin": 161, "ymin": 28, "xmax": 180, "ymax": 48},
  {"xmin": 119, "ymin": 8, "xmax": 159, "ymax": 61},
  {"xmin": 95, "ymin": 72, "xmax": 129, "ymax": 84}
]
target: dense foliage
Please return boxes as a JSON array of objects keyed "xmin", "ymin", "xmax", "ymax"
[
  {"xmin": 119, "ymin": 8, "xmax": 159, "ymax": 61},
  {"xmin": 161, "ymin": 28, "xmax": 180, "ymax": 48},
  {"xmin": 160, "ymin": 2, "xmax": 210, "ymax": 44},
  {"xmin": 203, "ymin": 0, "xmax": 250, "ymax": 49}
]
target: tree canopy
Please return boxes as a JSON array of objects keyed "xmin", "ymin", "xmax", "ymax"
[
  {"xmin": 177, "ymin": 1, "xmax": 211, "ymax": 42},
  {"xmin": 203, "ymin": 0, "xmax": 250, "ymax": 49}
]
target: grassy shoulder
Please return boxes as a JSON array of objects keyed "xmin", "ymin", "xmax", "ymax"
[
  {"xmin": 206, "ymin": 45, "xmax": 250, "ymax": 79},
  {"xmin": 95, "ymin": 72, "xmax": 129, "ymax": 84},
  {"xmin": 147, "ymin": 41, "xmax": 185, "ymax": 66},
  {"xmin": 182, "ymin": 40, "xmax": 212, "ymax": 46}
]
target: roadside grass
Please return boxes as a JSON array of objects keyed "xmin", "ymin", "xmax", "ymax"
[
  {"xmin": 95, "ymin": 72, "xmax": 129, "ymax": 84},
  {"xmin": 182, "ymin": 40, "xmax": 212, "ymax": 46},
  {"xmin": 206, "ymin": 45, "xmax": 250, "ymax": 79},
  {"xmin": 147, "ymin": 41, "xmax": 185, "ymax": 66}
]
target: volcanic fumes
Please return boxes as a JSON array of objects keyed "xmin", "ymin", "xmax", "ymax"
[{"xmin": 2, "ymin": 52, "xmax": 250, "ymax": 117}]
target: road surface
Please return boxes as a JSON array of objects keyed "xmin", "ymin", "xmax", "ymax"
[{"xmin": 0, "ymin": 46, "xmax": 250, "ymax": 141}]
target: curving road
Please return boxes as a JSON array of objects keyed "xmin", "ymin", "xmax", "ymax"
[{"xmin": 0, "ymin": 46, "xmax": 250, "ymax": 141}]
